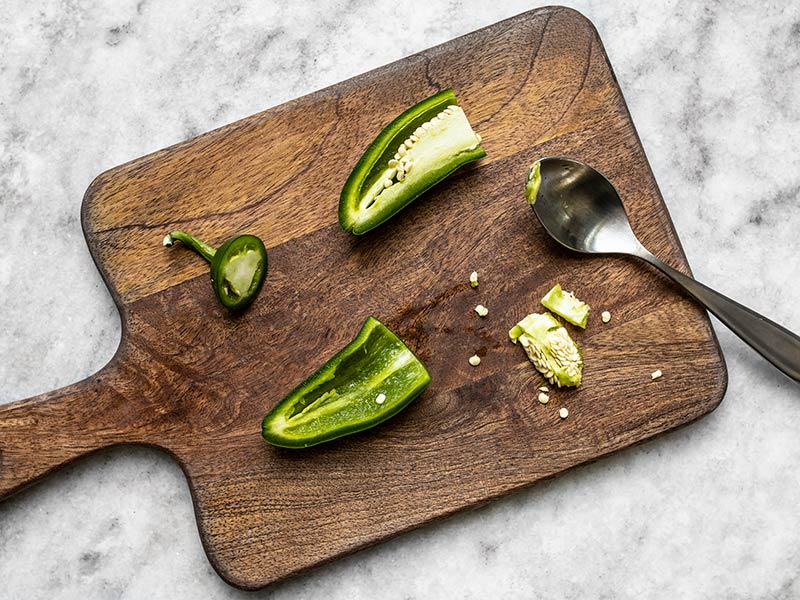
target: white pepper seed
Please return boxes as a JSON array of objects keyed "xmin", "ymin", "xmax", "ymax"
[
  {"xmin": 559, "ymin": 407, "xmax": 569, "ymax": 419},
  {"xmin": 538, "ymin": 392, "xmax": 550, "ymax": 404},
  {"xmin": 469, "ymin": 354, "xmax": 481, "ymax": 366},
  {"xmin": 651, "ymin": 370, "xmax": 663, "ymax": 380},
  {"xmin": 601, "ymin": 311, "xmax": 611, "ymax": 323},
  {"xmin": 375, "ymin": 393, "xmax": 386, "ymax": 404}
]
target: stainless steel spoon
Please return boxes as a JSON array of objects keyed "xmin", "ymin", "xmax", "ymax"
[{"xmin": 526, "ymin": 156, "xmax": 800, "ymax": 382}]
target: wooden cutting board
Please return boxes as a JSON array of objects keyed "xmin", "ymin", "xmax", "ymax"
[{"xmin": 0, "ymin": 7, "xmax": 727, "ymax": 590}]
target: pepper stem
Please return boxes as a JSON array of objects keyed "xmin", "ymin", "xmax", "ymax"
[{"xmin": 163, "ymin": 230, "xmax": 216, "ymax": 262}]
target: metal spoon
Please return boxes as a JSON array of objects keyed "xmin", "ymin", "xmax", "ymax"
[{"xmin": 526, "ymin": 156, "xmax": 800, "ymax": 382}]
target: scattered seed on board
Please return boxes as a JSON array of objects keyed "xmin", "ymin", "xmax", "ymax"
[
  {"xmin": 651, "ymin": 369, "xmax": 663, "ymax": 380},
  {"xmin": 375, "ymin": 393, "xmax": 386, "ymax": 404},
  {"xmin": 601, "ymin": 311, "xmax": 611, "ymax": 323},
  {"xmin": 470, "ymin": 271, "xmax": 479, "ymax": 288},
  {"xmin": 559, "ymin": 407, "xmax": 569, "ymax": 419},
  {"xmin": 538, "ymin": 392, "xmax": 550, "ymax": 404},
  {"xmin": 475, "ymin": 304, "xmax": 488, "ymax": 317},
  {"xmin": 469, "ymin": 354, "xmax": 481, "ymax": 366}
]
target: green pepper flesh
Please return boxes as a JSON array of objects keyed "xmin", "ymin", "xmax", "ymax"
[
  {"xmin": 165, "ymin": 230, "xmax": 267, "ymax": 311},
  {"xmin": 262, "ymin": 316, "xmax": 431, "ymax": 448},
  {"xmin": 211, "ymin": 235, "xmax": 268, "ymax": 310},
  {"xmin": 339, "ymin": 88, "xmax": 485, "ymax": 234}
]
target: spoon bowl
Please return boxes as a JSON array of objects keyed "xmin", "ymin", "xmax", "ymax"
[
  {"xmin": 525, "ymin": 156, "xmax": 800, "ymax": 382},
  {"xmin": 527, "ymin": 157, "xmax": 643, "ymax": 255}
]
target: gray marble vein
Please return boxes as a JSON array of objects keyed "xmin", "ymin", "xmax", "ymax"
[{"xmin": 2, "ymin": 0, "xmax": 800, "ymax": 598}]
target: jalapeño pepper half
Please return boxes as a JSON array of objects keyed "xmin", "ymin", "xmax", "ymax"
[
  {"xmin": 262, "ymin": 316, "xmax": 431, "ymax": 448},
  {"xmin": 339, "ymin": 88, "xmax": 486, "ymax": 234},
  {"xmin": 163, "ymin": 230, "xmax": 267, "ymax": 311}
]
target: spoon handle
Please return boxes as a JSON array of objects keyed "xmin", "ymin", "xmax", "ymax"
[{"xmin": 637, "ymin": 250, "xmax": 800, "ymax": 382}]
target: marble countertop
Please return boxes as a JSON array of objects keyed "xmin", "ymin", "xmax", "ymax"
[{"xmin": 2, "ymin": 1, "xmax": 800, "ymax": 598}]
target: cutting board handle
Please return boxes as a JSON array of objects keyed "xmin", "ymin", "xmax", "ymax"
[{"xmin": 0, "ymin": 363, "xmax": 132, "ymax": 500}]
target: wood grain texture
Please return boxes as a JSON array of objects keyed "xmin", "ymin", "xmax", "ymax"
[{"xmin": 0, "ymin": 7, "xmax": 727, "ymax": 590}]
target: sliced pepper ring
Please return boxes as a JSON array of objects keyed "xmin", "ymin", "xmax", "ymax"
[
  {"xmin": 164, "ymin": 230, "xmax": 268, "ymax": 311},
  {"xmin": 211, "ymin": 235, "xmax": 268, "ymax": 310}
]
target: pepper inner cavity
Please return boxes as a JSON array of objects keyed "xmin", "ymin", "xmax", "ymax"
[
  {"xmin": 360, "ymin": 104, "xmax": 479, "ymax": 211},
  {"xmin": 287, "ymin": 328, "xmax": 383, "ymax": 419},
  {"xmin": 221, "ymin": 247, "xmax": 262, "ymax": 297},
  {"xmin": 284, "ymin": 327, "xmax": 412, "ymax": 423}
]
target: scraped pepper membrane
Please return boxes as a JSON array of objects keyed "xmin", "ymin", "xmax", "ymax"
[
  {"xmin": 509, "ymin": 313, "xmax": 584, "ymax": 388},
  {"xmin": 339, "ymin": 88, "xmax": 486, "ymax": 234},
  {"xmin": 262, "ymin": 317, "xmax": 431, "ymax": 448},
  {"xmin": 541, "ymin": 283, "xmax": 590, "ymax": 329}
]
